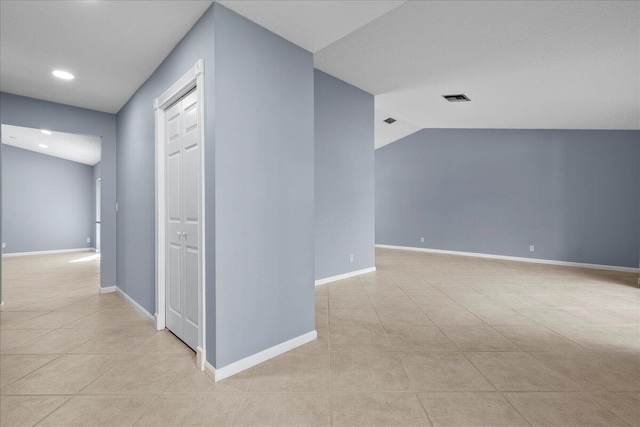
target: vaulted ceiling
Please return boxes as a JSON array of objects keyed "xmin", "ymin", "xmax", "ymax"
[
  {"xmin": 229, "ymin": 1, "xmax": 640, "ymax": 147},
  {"xmin": 2, "ymin": 125, "xmax": 102, "ymax": 166},
  {"xmin": 2, "ymin": 1, "xmax": 638, "ymax": 148}
]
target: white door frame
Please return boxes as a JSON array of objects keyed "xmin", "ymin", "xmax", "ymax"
[
  {"xmin": 154, "ymin": 59, "xmax": 206, "ymax": 370},
  {"xmin": 95, "ymin": 178, "xmax": 101, "ymax": 252}
]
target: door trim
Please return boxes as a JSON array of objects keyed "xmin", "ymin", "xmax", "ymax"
[
  {"xmin": 154, "ymin": 59, "xmax": 206, "ymax": 370},
  {"xmin": 96, "ymin": 177, "xmax": 101, "ymax": 253}
]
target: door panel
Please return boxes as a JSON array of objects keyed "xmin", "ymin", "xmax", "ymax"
[
  {"xmin": 167, "ymin": 152, "xmax": 182, "ymax": 222},
  {"xmin": 168, "ymin": 244, "xmax": 182, "ymax": 314},
  {"xmin": 167, "ymin": 106, "xmax": 181, "ymax": 141},
  {"xmin": 183, "ymin": 145, "xmax": 199, "ymax": 222},
  {"xmin": 185, "ymin": 247, "xmax": 199, "ymax": 324},
  {"xmin": 184, "ymin": 98, "xmax": 198, "ymax": 131},
  {"xmin": 164, "ymin": 87, "xmax": 200, "ymax": 351}
]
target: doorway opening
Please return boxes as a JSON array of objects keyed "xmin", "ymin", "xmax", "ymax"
[{"xmin": 1, "ymin": 124, "xmax": 102, "ymax": 307}]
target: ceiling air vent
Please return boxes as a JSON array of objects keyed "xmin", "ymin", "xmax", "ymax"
[
  {"xmin": 383, "ymin": 117, "xmax": 397, "ymax": 124},
  {"xmin": 442, "ymin": 94, "xmax": 471, "ymax": 102}
]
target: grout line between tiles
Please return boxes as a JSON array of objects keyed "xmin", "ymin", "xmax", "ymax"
[{"xmin": 30, "ymin": 395, "xmax": 73, "ymax": 427}]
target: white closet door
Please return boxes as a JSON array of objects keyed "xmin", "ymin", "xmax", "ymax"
[{"xmin": 165, "ymin": 88, "xmax": 200, "ymax": 350}]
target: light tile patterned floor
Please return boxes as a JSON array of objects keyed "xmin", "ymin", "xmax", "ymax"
[{"xmin": 1, "ymin": 248, "xmax": 639, "ymax": 426}]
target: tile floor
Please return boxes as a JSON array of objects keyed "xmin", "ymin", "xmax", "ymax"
[{"xmin": 1, "ymin": 248, "xmax": 639, "ymax": 426}]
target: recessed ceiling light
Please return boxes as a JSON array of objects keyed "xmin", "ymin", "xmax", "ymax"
[
  {"xmin": 38, "ymin": 144, "xmax": 48, "ymax": 148},
  {"xmin": 52, "ymin": 70, "xmax": 75, "ymax": 80},
  {"xmin": 40, "ymin": 129, "xmax": 52, "ymax": 135}
]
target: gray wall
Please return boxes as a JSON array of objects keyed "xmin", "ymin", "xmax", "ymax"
[
  {"xmin": 1, "ymin": 145, "xmax": 94, "ymax": 253},
  {"xmin": 314, "ymin": 70, "xmax": 375, "ymax": 280},
  {"xmin": 0, "ymin": 92, "xmax": 117, "ymax": 290},
  {"xmin": 376, "ymin": 129, "xmax": 640, "ymax": 269},
  {"xmin": 116, "ymin": 3, "xmax": 315, "ymax": 368},
  {"xmin": 213, "ymin": 4, "xmax": 315, "ymax": 367},
  {"xmin": 115, "ymin": 3, "xmax": 216, "ymax": 357}
]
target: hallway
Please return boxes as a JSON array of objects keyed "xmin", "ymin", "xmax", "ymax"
[{"xmin": 0, "ymin": 252, "xmax": 200, "ymax": 426}]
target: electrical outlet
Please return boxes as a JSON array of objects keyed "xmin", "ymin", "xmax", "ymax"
[
  {"xmin": 349, "ymin": 254, "xmax": 354, "ymax": 263},
  {"xmin": 1, "ymin": 243, "xmax": 5, "ymax": 249},
  {"xmin": 87, "ymin": 238, "xmax": 91, "ymax": 243},
  {"xmin": 529, "ymin": 245, "xmax": 535, "ymax": 252},
  {"xmin": 420, "ymin": 237, "xmax": 425, "ymax": 243}
]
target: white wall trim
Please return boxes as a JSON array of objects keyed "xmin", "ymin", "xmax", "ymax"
[
  {"xmin": 204, "ymin": 360, "xmax": 216, "ymax": 379},
  {"xmin": 154, "ymin": 59, "xmax": 206, "ymax": 352},
  {"xmin": 99, "ymin": 286, "xmax": 116, "ymax": 294},
  {"xmin": 376, "ymin": 244, "xmax": 640, "ymax": 273},
  {"xmin": 214, "ymin": 330, "xmax": 317, "ymax": 382},
  {"xmin": 154, "ymin": 314, "xmax": 162, "ymax": 331},
  {"xmin": 116, "ymin": 286, "xmax": 155, "ymax": 325},
  {"xmin": 315, "ymin": 266, "xmax": 377, "ymax": 286},
  {"xmin": 2, "ymin": 248, "xmax": 94, "ymax": 257},
  {"xmin": 196, "ymin": 347, "xmax": 206, "ymax": 371},
  {"xmin": 154, "ymin": 60, "xmax": 204, "ymax": 111}
]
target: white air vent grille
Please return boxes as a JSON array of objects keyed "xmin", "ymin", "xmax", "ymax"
[{"xmin": 442, "ymin": 94, "xmax": 471, "ymax": 102}]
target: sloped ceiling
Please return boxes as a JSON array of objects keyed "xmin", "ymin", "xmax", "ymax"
[
  {"xmin": 1, "ymin": 1, "xmax": 638, "ymax": 147},
  {"xmin": 2, "ymin": 124, "xmax": 101, "ymax": 166}
]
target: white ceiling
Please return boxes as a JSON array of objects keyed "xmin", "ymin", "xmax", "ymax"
[
  {"xmin": 375, "ymin": 110, "xmax": 420, "ymax": 149},
  {"xmin": 1, "ymin": 125, "xmax": 101, "ymax": 166},
  {"xmin": 1, "ymin": 1, "xmax": 638, "ymax": 148},
  {"xmin": 0, "ymin": 0, "xmax": 212, "ymax": 113},
  {"xmin": 315, "ymin": 1, "xmax": 640, "ymax": 137},
  {"xmin": 219, "ymin": 1, "xmax": 406, "ymax": 53}
]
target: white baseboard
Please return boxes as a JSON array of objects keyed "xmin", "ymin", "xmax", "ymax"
[
  {"xmin": 204, "ymin": 360, "xmax": 216, "ymax": 379},
  {"xmin": 213, "ymin": 330, "xmax": 317, "ymax": 382},
  {"xmin": 376, "ymin": 244, "xmax": 640, "ymax": 273},
  {"xmin": 315, "ymin": 266, "xmax": 377, "ymax": 286},
  {"xmin": 2, "ymin": 248, "xmax": 94, "ymax": 258},
  {"xmin": 99, "ymin": 286, "xmax": 116, "ymax": 294},
  {"xmin": 115, "ymin": 286, "xmax": 155, "ymax": 325}
]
